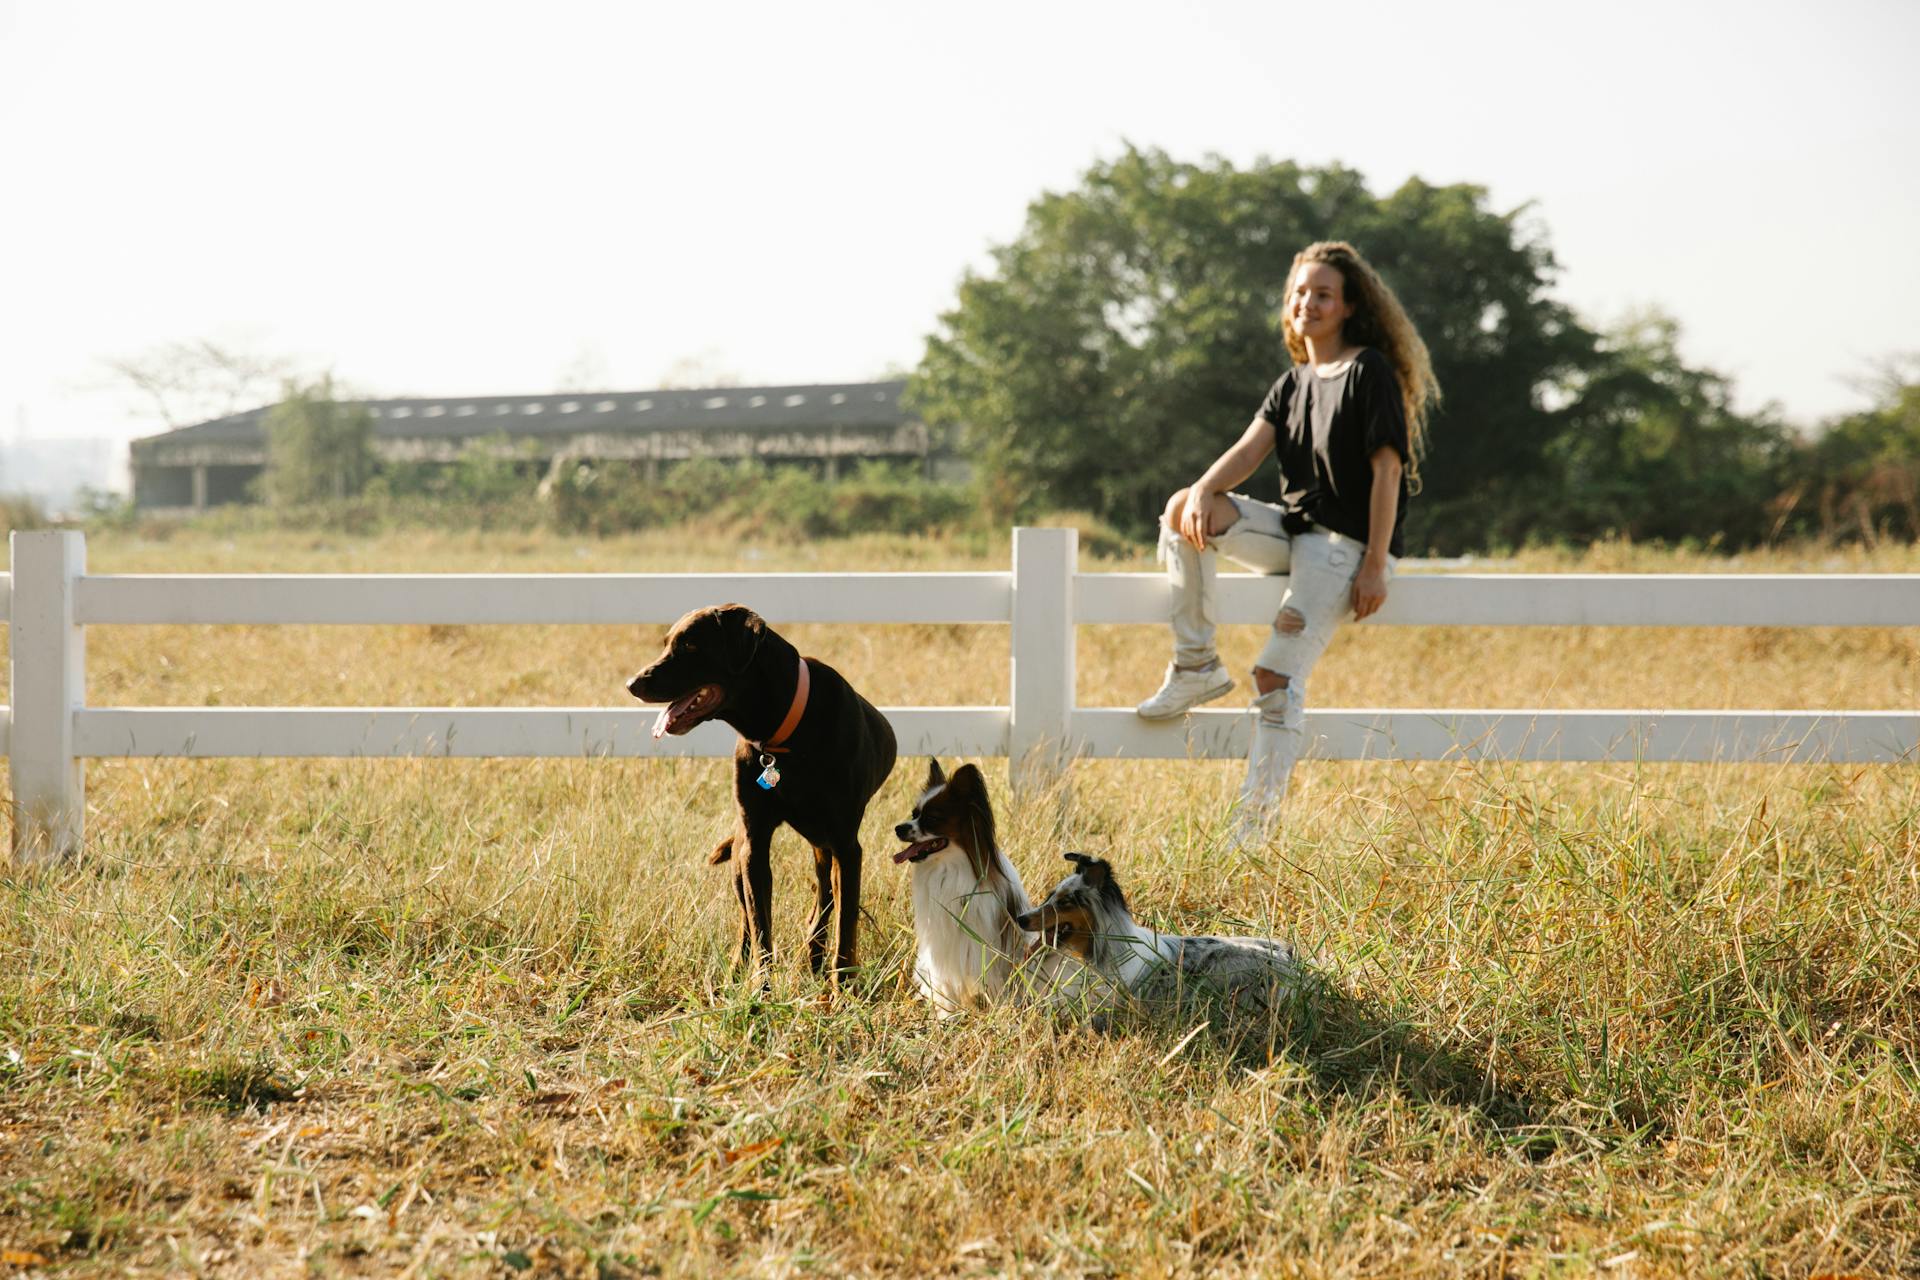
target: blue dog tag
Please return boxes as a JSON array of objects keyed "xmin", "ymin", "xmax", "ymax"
[{"xmin": 756, "ymin": 755, "xmax": 781, "ymax": 790}]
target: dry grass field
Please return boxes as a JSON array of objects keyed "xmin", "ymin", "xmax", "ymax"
[{"xmin": 3, "ymin": 525, "xmax": 1918, "ymax": 1277}]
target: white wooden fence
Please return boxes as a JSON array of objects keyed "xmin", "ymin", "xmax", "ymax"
[{"xmin": 6, "ymin": 528, "xmax": 1918, "ymax": 861}]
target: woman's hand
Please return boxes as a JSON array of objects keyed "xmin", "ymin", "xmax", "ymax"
[
  {"xmin": 1179, "ymin": 487, "xmax": 1218, "ymax": 550},
  {"xmin": 1352, "ymin": 558, "xmax": 1390, "ymax": 620}
]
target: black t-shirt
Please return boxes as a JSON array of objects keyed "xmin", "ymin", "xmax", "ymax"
[{"xmin": 1255, "ymin": 347, "xmax": 1411, "ymax": 557}]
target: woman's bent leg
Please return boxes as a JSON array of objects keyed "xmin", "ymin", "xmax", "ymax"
[
  {"xmin": 1137, "ymin": 489, "xmax": 1239, "ymax": 719},
  {"xmin": 1164, "ymin": 513, "xmax": 1219, "ymax": 668}
]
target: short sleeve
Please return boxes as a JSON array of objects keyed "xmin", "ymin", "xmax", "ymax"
[
  {"xmin": 1256, "ymin": 370, "xmax": 1295, "ymax": 427},
  {"xmin": 1358, "ymin": 349, "xmax": 1411, "ymax": 463}
]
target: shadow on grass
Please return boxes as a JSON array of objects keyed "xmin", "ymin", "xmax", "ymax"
[{"xmin": 1097, "ymin": 971, "xmax": 1630, "ymax": 1162}]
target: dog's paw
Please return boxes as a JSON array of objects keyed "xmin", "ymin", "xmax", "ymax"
[{"xmin": 708, "ymin": 837, "xmax": 734, "ymax": 865}]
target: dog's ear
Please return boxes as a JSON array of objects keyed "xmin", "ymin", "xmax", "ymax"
[
  {"xmin": 950, "ymin": 764, "xmax": 997, "ymax": 858},
  {"xmin": 924, "ymin": 757, "xmax": 946, "ymax": 789},
  {"xmin": 1064, "ymin": 851, "xmax": 1109, "ymax": 884},
  {"xmin": 1065, "ymin": 854, "xmax": 1126, "ymax": 913},
  {"xmin": 715, "ymin": 603, "xmax": 766, "ymax": 675}
]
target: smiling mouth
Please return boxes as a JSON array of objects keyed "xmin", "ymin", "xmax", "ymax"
[
  {"xmin": 651, "ymin": 684, "xmax": 724, "ymax": 738},
  {"xmin": 893, "ymin": 836, "xmax": 949, "ymax": 864}
]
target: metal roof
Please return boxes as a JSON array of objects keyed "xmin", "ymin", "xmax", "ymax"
[{"xmin": 132, "ymin": 380, "xmax": 913, "ymax": 449}]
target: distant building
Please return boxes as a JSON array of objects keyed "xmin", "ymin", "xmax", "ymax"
[{"xmin": 128, "ymin": 380, "xmax": 942, "ymax": 510}]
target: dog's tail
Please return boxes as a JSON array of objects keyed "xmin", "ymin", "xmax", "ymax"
[{"xmin": 709, "ymin": 835, "xmax": 735, "ymax": 865}]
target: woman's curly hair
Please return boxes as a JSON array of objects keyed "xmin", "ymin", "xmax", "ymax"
[{"xmin": 1281, "ymin": 240, "xmax": 1441, "ymax": 488}]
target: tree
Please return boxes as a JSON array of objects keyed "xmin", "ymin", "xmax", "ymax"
[
  {"xmin": 656, "ymin": 350, "xmax": 744, "ymax": 389},
  {"xmin": 100, "ymin": 338, "xmax": 302, "ymax": 428},
  {"xmin": 555, "ymin": 344, "xmax": 613, "ymax": 392},
  {"xmin": 261, "ymin": 375, "xmax": 375, "ymax": 504},
  {"xmin": 1782, "ymin": 356, "xmax": 1920, "ymax": 542},
  {"xmin": 1536, "ymin": 310, "xmax": 1792, "ymax": 546},
  {"xmin": 909, "ymin": 147, "xmax": 1597, "ymax": 547}
]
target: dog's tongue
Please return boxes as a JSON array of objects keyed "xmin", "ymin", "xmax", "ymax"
[
  {"xmin": 893, "ymin": 838, "xmax": 946, "ymax": 864},
  {"xmin": 651, "ymin": 689, "xmax": 709, "ymax": 739}
]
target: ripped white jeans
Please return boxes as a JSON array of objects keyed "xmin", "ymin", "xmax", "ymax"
[{"xmin": 1159, "ymin": 492, "xmax": 1393, "ymax": 811}]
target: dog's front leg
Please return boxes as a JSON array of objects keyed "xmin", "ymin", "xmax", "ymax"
[
  {"xmin": 829, "ymin": 841, "xmax": 863, "ymax": 981},
  {"xmin": 805, "ymin": 844, "xmax": 835, "ymax": 977},
  {"xmin": 733, "ymin": 828, "xmax": 776, "ymax": 977}
]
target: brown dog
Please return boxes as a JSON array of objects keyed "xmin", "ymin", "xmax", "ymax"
[{"xmin": 627, "ymin": 604, "xmax": 896, "ymax": 979}]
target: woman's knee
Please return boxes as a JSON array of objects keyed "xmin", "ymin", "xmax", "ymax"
[
  {"xmin": 1166, "ymin": 489, "xmax": 1238, "ymax": 538},
  {"xmin": 1252, "ymin": 666, "xmax": 1289, "ymax": 695}
]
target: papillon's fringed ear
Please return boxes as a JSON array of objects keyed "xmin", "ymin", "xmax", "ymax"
[
  {"xmin": 951, "ymin": 764, "xmax": 996, "ymax": 855},
  {"xmin": 718, "ymin": 604, "xmax": 766, "ymax": 675},
  {"xmin": 924, "ymin": 757, "xmax": 946, "ymax": 789},
  {"xmin": 1064, "ymin": 851, "xmax": 1097, "ymax": 870}
]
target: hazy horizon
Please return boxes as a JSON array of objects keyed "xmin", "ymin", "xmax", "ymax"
[{"xmin": 4, "ymin": 0, "xmax": 1916, "ymax": 470}]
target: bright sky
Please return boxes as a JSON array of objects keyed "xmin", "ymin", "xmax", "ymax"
[{"xmin": 3, "ymin": 0, "xmax": 1917, "ymax": 459}]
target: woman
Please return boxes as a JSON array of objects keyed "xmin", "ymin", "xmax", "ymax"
[{"xmin": 1134, "ymin": 241, "xmax": 1440, "ymax": 838}]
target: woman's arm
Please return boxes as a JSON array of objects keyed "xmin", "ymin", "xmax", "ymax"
[
  {"xmin": 1179, "ymin": 416, "xmax": 1277, "ymax": 548},
  {"xmin": 1352, "ymin": 446, "xmax": 1401, "ymax": 620}
]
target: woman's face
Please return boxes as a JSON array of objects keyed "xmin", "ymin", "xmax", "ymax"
[{"xmin": 1288, "ymin": 261, "xmax": 1355, "ymax": 348}]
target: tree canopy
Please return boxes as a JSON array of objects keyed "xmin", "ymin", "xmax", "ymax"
[
  {"xmin": 910, "ymin": 148, "xmax": 1793, "ymax": 553},
  {"xmin": 1780, "ymin": 357, "xmax": 1920, "ymax": 543}
]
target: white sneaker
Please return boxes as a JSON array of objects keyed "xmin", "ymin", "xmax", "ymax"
[{"xmin": 1135, "ymin": 662, "xmax": 1235, "ymax": 720}]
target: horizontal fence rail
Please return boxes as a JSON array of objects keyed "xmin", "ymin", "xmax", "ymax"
[
  {"xmin": 67, "ymin": 707, "xmax": 1920, "ymax": 767},
  {"xmin": 73, "ymin": 707, "xmax": 1014, "ymax": 760},
  {"xmin": 74, "ymin": 572, "xmax": 1014, "ymax": 626},
  {"xmin": 72, "ymin": 571, "xmax": 1920, "ymax": 628},
  {"xmin": 1074, "ymin": 572, "xmax": 1920, "ymax": 627},
  {"xmin": 8, "ymin": 528, "xmax": 1918, "ymax": 862}
]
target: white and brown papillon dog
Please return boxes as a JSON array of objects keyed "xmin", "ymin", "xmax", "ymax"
[
  {"xmin": 1018, "ymin": 853, "xmax": 1301, "ymax": 1016},
  {"xmin": 892, "ymin": 759, "xmax": 1045, "ymax": 1015}
]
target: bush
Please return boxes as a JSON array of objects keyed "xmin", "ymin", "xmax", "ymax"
[
  {"xmin": 541, "ymin": 458, "xmax": 979, "ymax": 539},
  {"xmin": 372, "ymin": 434, "xmax": 543, "ymax": 507},
  {"xmin": 0, "ymin": 493, "xmax": 49, "ymax": 536}
]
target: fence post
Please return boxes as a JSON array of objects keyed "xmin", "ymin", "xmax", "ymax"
[
  {"xmin": 1009, "ymin": 526, "xmax": 1076, "ymax": 789},
  {"xmin": 10, "ymin": 530, "xmax": 85, "ymax": 863}
]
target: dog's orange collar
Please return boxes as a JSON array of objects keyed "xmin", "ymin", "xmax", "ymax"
[{"xmin": 754, "ymin": 655, "xmax": 810, "ymax": 754}]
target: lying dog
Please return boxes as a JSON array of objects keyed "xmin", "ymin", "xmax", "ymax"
[
  {"xmin": 892, "ymin": 759, "xmax": 1040, "ymax": 1015},
  {"xmin": 628, "ymin": 603, "xmax": 896, "ymax": 978},
  {"xmin": 1018, "ymin": 853, "xmax": 1300, "ymax": 1016}
]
